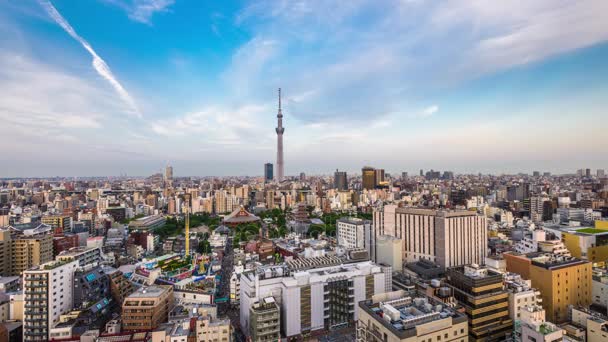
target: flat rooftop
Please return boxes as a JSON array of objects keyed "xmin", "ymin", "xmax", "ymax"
[{"xmin": 127, "ymin": 285, "xmax": 169, "ymax": 298}]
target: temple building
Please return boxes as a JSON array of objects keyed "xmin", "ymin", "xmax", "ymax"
[{"xmin": 223, "ymin": 206, "xmax": 261, "ymax": 227}]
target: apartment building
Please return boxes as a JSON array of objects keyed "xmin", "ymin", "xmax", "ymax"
[
  {"xmin": 122, "ymin": 285, "xmax": 174, "ymax": 331},
  {"xmin": 23, "ymin": 260, "xmax": 78, "ymax": 341},
  {"xmin": 10, "ymin": 228, "xmax": 53, "ymax": 276},
  {"xmin": 249, "ymin": 297, "xmax": 281, "ymax": 342}
]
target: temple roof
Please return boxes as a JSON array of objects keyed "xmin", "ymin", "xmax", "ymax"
[{"xmin": 223, "ymin": 206, "xmax": 261, "ymax": 224}]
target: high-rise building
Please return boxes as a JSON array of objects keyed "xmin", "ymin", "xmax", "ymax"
[
  {"xmin": 9, "ymin": 228, "xmax": 53, "ymax": 276},
  {"xmin": 164, "ymin": 165, "xmax": 173, "ymax": 182},
  {"xmin": 122, "ymin": 285, "xmax": 174, "ymax": 331},
  {"xmin": 372, "ymin": 206, "xmax": 487, "ymax": 269},
  {"xmin": 374, "ymin": 169, "xmax": 385, "ymax": 185},
  {"xmin": 264, "ymin": 163, "xmax": 273, "ymax": 182},
  {"xmin": 598, "ymin": 169, "xmax": 606, "ymax": 178},
  {"xmin": 586, "ymin": 168, "xmax": 591, "ymax": 177},
  {"xmin": 362, "ymin": 166, "xmax": 376, "ymax": 190},
  {"xmin": 334, "ymin": 169, "xmax": 348, "ymax": 191},
  {"xmin": 357, "ymin": 291, "xmax": 468, "ymax": 342},
  {"xmin": 446, "ymin": 265, "xmax": 513, "ymax": 341},
  {"xmin": 275, "ymin": 88, "xmax": 285, "ymax": 182},
  {"xmin": 23, "ymin": 260, "xmax": 79, "ymax": 341}
]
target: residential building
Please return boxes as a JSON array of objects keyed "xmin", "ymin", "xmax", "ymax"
[
  {"xmin": 23, "ymin": 260, "xmax": 79, "ymax": 341},
  {"xmin": 505, "ymin": 273, "xmax": 542, "ymax": 322},
  {"xmin": 10, "ymin": 228, "xmax": 53, "ymax": 276},
  {"xmin": 107, "ymin": 268, "xmax": 135, "ymax": 305},
  {"xmin": 356, "ymin": 290, "xmax": 468, "ymax": 342},
  {"xmin": 373, "ymin": 206, "xmax": 487, "ymax": 269},
  {"xmin": 446, "ymin": 265, "xmax": 513, "ymax": 341},
  {"xmin": 0, "ymin": 276, "xmax": 20, "ymax": 293},
  {"xmin": 249, "ymin": 297, "xmax": 281, "ymax": 342},
  {"xmin": 336, "ymin": 217, "xmax": 370, "ymax": 250},
  {"xmin": 515, "ymin": 305, "xmax": 564, "ymax": 342},
  {"xmin": 195, "ymin": 313, "xmax": 232, "ymax": 342},
  {"xmin": 122, "ymin": 285, "xmax": 174, "ymax": 331},
  {"xmin": 592, "ymin": 268, "xmax": 608, "ymax": 310},
  {"xmin": 41, "ymin": 215, "xmax": 72, "ymax": 233},
  {"xmin": 56, "ymin": 247, "xmax": 103, "ymax": 268}
]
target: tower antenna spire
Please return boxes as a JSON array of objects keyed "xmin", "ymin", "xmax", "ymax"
[{"xmin": 278, "ymin": 88, "xmax": 282, "ymax": 112}]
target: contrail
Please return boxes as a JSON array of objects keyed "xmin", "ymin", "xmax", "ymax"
[{"xmin": 39, "ymin": 0, "xmax": 141, "ymax": 118}]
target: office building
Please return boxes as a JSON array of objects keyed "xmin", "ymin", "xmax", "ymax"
[
  {"xmin": 23, "ymin": 260, "xmax": 79, "ymax": 341},
  {"xmin": 240, "ymin": 261, "xmax": 389, "ymax": 338},
  {"xmin": 362, "ymin": 166, "xmax": 376, "ymax": 190},
  {"xmin": 334, "ymin": 169, "xmax": 348, "ymax": 191},
  {"xmin": 446, "ymin": 265, "xmax": 513, "ymax": 341},
  {"xmin": 375, "ymin": 168, "xmax": 385, "ymax": 185},
  {"xmin": 122, "ymin": 285, "xmax": 174, "ymax": 331},
  {"xmin": 598, "ymin": 169, "xmax": 606, "ymax": 178},
  {"xmin": 357, "ymin": 290, "xmax": 468, "ymax": 342},
  {"xmin": 264, "ymin": 163, "xmax": 273, "ymax": 182},
  {"xmin": 528, "ymin": 255, "xmax": 592, "ymax": 323},
  {"xmin": 592, "ymin": 268, "xmax": 608, "ymax": 310},
  {"xmin": 249, "ymin": 297, "xmax": 281, "ymax": 342},
  {"xmin": 373, "ymin": 206, "xmax": 487, "ymax": 269},
  {"xmin": 336, "ymin": 217, "xmax": 370, "ymax": 250}
]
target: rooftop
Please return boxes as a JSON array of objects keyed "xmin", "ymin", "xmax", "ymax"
[
  {"xmin": 360, "ymin": 291, "xmax": 466, "ymax": 339},
  {"xmin": 127, "ymin": 285, "xmax": 170, "ymax": 299},
  {"xmin": 575, "ymin": 228, "xmax": 608, "ymax": 235}
]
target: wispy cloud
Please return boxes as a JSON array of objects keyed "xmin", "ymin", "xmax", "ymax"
[
  {"xmin": 39, "ymin": 0, "xmax": 141, "ymax": 117},
  {"xmin": 103, "ymin": 0, "xmax": 175, "ymax": 24},
  {"xmin": 422, "ymin": 105, "xmax": 438, "ymax": 118}
]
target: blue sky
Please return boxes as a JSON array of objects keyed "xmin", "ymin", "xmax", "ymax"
[{"xmin": 1, "ymin": 0, "xmax": 607, "ymax": 177}]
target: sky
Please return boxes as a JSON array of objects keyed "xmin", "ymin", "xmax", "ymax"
[{"xmin": 1, "ymin": 0, "xmax": 607, "ymax": 177}]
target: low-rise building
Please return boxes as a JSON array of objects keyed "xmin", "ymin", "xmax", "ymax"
[
  {"xmin": 356, "ymin": 290, "xmax": 468, "ymax": 342},
  {"xmin": 249, "ymin": 297, "xmax": 280, "ymax": 342},
  {"xmin": 122, "ymin": 285, "xmax": 174, "ymax": 331}
]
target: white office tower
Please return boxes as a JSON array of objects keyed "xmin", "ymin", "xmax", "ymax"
[
  {"xmin": 336, "ymin": 218, "xmax": 371, "ymax": 250},
  {"xmin": 240, "ymin": 261, "xmax": 388, "ymax": 339},
  {"xmin": 23, "ymin": 260, "xmax": 78, "ymax": 341}
]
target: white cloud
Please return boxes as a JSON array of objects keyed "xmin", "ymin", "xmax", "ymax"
[
  {"xmin": 102, "ymin": 0, "xmax": 175, "ymax": 24},
  {"xmin": 421, "ymin": 105, "xmax": 438, "ymax": 117},
  {"xmin": 129, "ymin": 0, "xmax": 175, "ymax": 24},
  {"xmin": 39, "ymin": 0, "xmax": 141, "ymax": 117}
]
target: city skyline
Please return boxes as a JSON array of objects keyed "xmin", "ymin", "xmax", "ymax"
[{"xmin": 1, "ymin": 1, "xmax": 608, "ymax": 177}]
